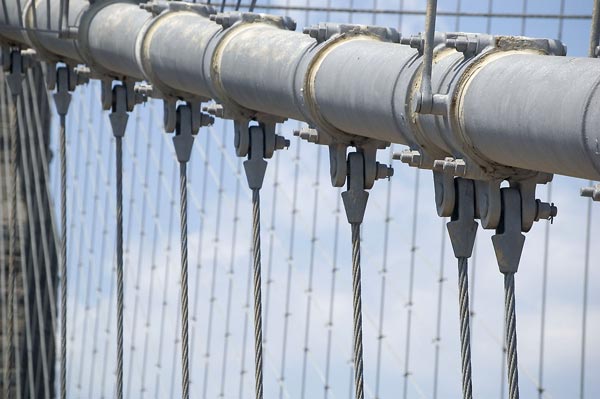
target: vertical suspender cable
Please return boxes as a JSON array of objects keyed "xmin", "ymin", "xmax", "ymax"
[
  {"xmin": 504, "ymin": 272, "xmax": 519, "ymax": 399},
  {"xmin": 251, "ymin": 188, "xmax": 263, "ymax": 399},
  {"xmin": 115, "ymin": 131, "xmax": 124, "ymax": 399},
  {"xmin": 179, "ymin": 161, "xmax": 190, "ymax": 399},
  {"xmin": 6, "ymin": 76, "xmax": 19, "ymax": 399},
  {"xmin": 457, "ymin": 256, "xmax": 473, "ymax": 399},
  {"xmin": 108, "ymin": 84, "xmax": 129, "ymax": 399},
  {"xmin": 537, "ymin": 184, "xmax": 552, "ymax": 399},
  {"xmin": 350, "ymin": 223, "xmax": 364, "ymax": 399}
]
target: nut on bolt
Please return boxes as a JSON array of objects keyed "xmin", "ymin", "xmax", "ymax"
[
  {"xmin": 432, "ymin": 157, "xmax": 467, "ymax": 177},
  {"xmin": 275, "ymin": 135, "xmax": 290, "ymax": 150},
  {"xmin": 393, "ymin": 149, "xmax": 421, "ymax": 168},
  {"xmin": 535, "ymin": 200, "xmax": 558, "ymax": 222},
  {"xmin": 375, "ymin": 162, "xmax": 394, "ymax": 180}
]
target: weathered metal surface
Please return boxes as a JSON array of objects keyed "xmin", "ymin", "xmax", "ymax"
[{"xmin": 1, "ymin": 0, "xmax": 600, "ymax": 181}]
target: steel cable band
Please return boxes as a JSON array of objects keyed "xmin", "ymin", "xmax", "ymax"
[
  {"xmin": 504, "ymin": 272, "xmax": 520, "ymax": 399},
  {"xmin": 351, "ymin": 223, "xmax": 365, "ymax": 399},
  {"xmin": 251, "ymin": 188, "xmax": 264, "ymax": 399},
  {"xmin": 179, "ymin": 162, "xmax": 190, "ymax": 399},
  {"xmin": 457, "ymin": 257, "xmax": 473, "ymax": 399}
]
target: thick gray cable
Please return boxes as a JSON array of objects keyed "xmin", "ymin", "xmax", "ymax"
[
  {"xmin": 350, "ymin": 223, "xmax": 365, "ymax": 399},
  {"xmin": 457, "ymin": 257, "xmax": 473, "ymax": 399},
  {"xmin": 5, "ymin": 89, "xmax": 18, "ymax": 399},
  {"xmin": 251, "ymin": 188, "xmax": 264, "ymax": 399},
  {"xmin": 179, "ymin": 162, "xmax": 190, "ymax": 399},
  {"xmin": 59, "ymin": 112, "xmax": 67, "ymax": 399},
  {"xmin": 504, "ymin": 272, "xmax": 520, "ymax": 399},
  {"xmin": 115, "ymin": 135, "xmax": 124, "ymax": 399}
]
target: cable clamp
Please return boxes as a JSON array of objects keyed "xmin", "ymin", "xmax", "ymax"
[{"xmin": 446, "ymin": 178, "xmax": 478, "ymax": 259}]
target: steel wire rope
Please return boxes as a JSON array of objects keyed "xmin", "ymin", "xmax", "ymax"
[
  {"xmin": 402, "ymin": 169, "xmax": 421, "ymax": 399},
  {"xmin": 0, "ymin": 73, "xmax": 7, "ymax": 399},
  {"xmin": 114, "ymin": 116, "xmax": 125, "ymax": 399},
  {"xmin": 22, "ymin": 71, "xmax": 58, "ymax": 348},
  {"xmin": 16, "ymin": 79, "xmax": 52, "ymax": 399},
  {"xmin": 11, "ymin": 88, "xmax": 37, "ymax": 398},
  {"xmin": 4, "ymin": 80, "xmax": 20, "ymax": 399}
]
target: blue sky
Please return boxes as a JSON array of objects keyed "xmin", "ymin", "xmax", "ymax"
[{"xmin": 44, "ymin": 1, "xmax": 600, "ymax": 398}]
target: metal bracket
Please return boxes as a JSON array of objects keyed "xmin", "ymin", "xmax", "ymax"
[
  {"xmin": 302, "ymin": 23, "xmax": 401, "ymax": 44},
  {"xmin": 508, "ymin": 174, "xmax": 556, "ymax": 232},
  {"xmin": 210, "ymin": 11, "xmax": 296, "ymax": 31},
  {"xmin": 171, "ymin": 103, "xmax": 196, "ymax": 163},
  {"xmin": 101, "ymin": 79, "xmax": 138, "ymax": 112},
  {"xmin": 164, "ymin": 99, "xmax": 213, "ymax": 134},
  {"xmin": 109, "ymin": 84, "xmax": 129, "ymax": 138},
  {"xmin": 432, "ymin": 158, "xmax": 457, "ymax": 217},
  {"xmin": 341, "ymin": 152, "xmax": 370, "ymax": 225},
  {"xmin": 446, "ymin": 178, "xmax": 478, "ymax": 259},
  {"xmin": 491, "ymin": 188, "xmax": 526, "ymax": 274},
  {"xmin": 3, "ymin": 48, "xmax": 35, "ymax": 97},
  {"xmin": 237, "ymin": 121, "xmax": 289, "ymax": 190}
]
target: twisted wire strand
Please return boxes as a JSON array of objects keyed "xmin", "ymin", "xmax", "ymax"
[
  {"xmin": 17, "ymin": 84, "xmax": 52, "ymax": 399},
  {"xmin": 115, "ymin": 135, "xmax": 124, "ymax": 399},
  {"xmin": 350, "ymin": 223, "xmax": 365, "ymax": 399},
  {"xmin": 251, "ymin": 188, "xmax": 264, "ymax": 399},
  {"xmin": 180, "ymin": 162, "xmax": 190, "ymax": 399},
  {"xmin": 59, "ymin": 113, "xmax": 68, "ymax": 399},
  {"xmin": 457, "ymin": 257, "xmax": 473, "ymax": 399},
  {"xmin": 504, "ymin": 272, "xmax": 520, "ymax": 399},
  {"xmin": 5, "ymin": 89, "xmax": 19, "ymax": 399}
]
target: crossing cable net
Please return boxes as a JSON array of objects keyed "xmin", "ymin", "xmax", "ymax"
[{"xmin": 2, "ymin": 1, "xmax": 600, "ymax": 399}]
